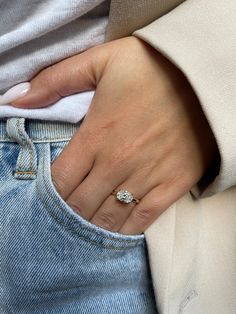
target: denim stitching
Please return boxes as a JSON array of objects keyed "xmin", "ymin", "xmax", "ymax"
[
  {"xmin": 35, "ymin": 149, "xmax": 144, "ymax": 250},
  {"xmin": 31, "ymin": 137, "xmax": 72, "ymax": 143},
  {"xmin": 1, "ymin": 119, "xmax": 80, "ymax": 142},
  {"xmin": 15, "ymin": 118, "xmax": 36, "ymax": 175},
  {"xmin": 28, "ymin": 132, "xmax": 34, "ymax": 174},
  {"xmin": 15, "ymin": 171, "xmax": 37, "ymax": 175},
  {"xmin": 0, "ymin": 137, "xmax": 72, "ymax": 143},
  {"xmin": 36, "ymin": 180, "xmax": 144, "ymax": 250},
  {"xmin": 16, "ymin": 118, "xmax": 24, "ymax": 172},
  {"xmin": 44, "ymin": 146, "xmax": 144, "ymax": 244}
]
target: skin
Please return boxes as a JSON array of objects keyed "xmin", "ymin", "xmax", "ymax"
[{"xmin": 12, "ymin": 36, "xmax": 218, "ymax": 235}]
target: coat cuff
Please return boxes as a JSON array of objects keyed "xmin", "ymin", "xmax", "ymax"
[{"xmin": 133, "ymin": 0, "xmax": 236, "ymax": 197}]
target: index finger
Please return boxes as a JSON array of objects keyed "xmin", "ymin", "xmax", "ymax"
[
  {"xmin": 11, "ymin": 46, "xmax": 107, "ymax": 109},
  {"xmin": 51, "ymin": 128, "xmax": 95, "ymax": 200}
]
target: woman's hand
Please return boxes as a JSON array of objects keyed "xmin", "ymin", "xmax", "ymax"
[{"xmin": 12, "ymin": 37, "xmax": 217, "ymax": 234}]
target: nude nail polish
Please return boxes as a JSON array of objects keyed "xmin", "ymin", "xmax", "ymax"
[{"xmin": 0, "ymin": 82, "xmax": 31, "ymax": 106}]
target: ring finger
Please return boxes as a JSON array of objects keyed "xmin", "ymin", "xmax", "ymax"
[{"xmin": 89, "ymin": 173, "xmax": 161, "ymax": 233}]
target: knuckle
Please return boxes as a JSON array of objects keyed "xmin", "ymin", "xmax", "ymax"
[
  {"xmin": 42, "ymin": 66, "xmax": 66, "ymax": 97},
  {"xmin": 133, "ymin": 206, "xmax": 153, "ymax": 224},
  {"xmin": 67, "ymin": 201, "xmax": 83, "ymax": 215},
  {"xmin": 93, "ymin": 211, "xmax": 117, "ymax": 231},
  {"xmin": 72, "ymin": 187, "xmax": 91, "ymax": 207},
  {"xmin": 51, "ymin": 166, "xmax": 67, "ymax": 199},
  {"xmin": 149, "ymin": 192, "xmax": 170, "ymax": 211},
  {"xmin": 41, "ymin": 67, "xmax": 57, "ymax": 86},
  {"xmin": 52, "ymin": 178, "xmax": 65, "ymax": 199},
  {"xmin": 168, "ymin": 171, "xmax": 194, "ymax": 194},
  {"xmin": 182, "ymin": 172, "xmax": 197, "ymax": 189}
]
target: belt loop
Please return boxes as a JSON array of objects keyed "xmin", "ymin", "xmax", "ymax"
[{"xmin": 6, "ymin": 118, "xmax": 37, "ymax": 180}]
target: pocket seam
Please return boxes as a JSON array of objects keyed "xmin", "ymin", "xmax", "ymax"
[{"xmin": 36, "ymin": 145, "xmax": 145, "ymax": 250}]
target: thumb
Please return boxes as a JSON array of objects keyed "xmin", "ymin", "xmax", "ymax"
[{"xmin": 11, "ymin": 47, "xmax": 107, "ymax": 109}]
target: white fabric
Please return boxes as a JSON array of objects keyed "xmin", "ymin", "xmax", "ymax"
[
  {"xmin": 0, "ymin": 91, "xmax": 95, "ymax": 123},
  {"xmin": 0, "ymin": 0, "xmax": 110, "ymax": 122}
]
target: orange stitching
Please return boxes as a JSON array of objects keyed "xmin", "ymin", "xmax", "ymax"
[{"xmin": 15, "ymin": 171, "xmax": 36, "ymax": 175}]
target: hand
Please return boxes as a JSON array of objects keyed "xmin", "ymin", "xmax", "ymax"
[{"xmin": 12, "ymin": 36, "xmax": 217, "ymax": 234}]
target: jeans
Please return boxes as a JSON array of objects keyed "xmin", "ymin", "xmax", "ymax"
[{"xmin": 0, "ymin": 118, "xmax": 158, "ymax": 314}]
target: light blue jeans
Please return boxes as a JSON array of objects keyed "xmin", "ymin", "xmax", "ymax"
[{"xmin": 0, "ymin": 118, "xmax": 158, "ymax": 314}]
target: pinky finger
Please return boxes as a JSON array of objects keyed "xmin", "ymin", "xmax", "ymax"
[{"xmin": 119, "ymin": 183, "xmax": 182, "ymax": 235}]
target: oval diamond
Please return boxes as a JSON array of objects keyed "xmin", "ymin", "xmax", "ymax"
[{"xmin": 116, "ymin": 190, "xmax": 134, "ymax": 204}]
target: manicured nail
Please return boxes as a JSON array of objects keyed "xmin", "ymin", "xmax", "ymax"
[{"xmin": 0, "ymin": 82, "xmax": 31, "ymax": 105}]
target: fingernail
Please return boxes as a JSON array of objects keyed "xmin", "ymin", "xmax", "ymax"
[{"xmin": 0, "ymin": 82, "xmax": 31, "ymax": 106}]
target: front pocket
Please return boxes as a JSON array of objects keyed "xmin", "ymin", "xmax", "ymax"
[{"xmin": 37, "ymin": 142, "xmax": 145, "ymax": 250}]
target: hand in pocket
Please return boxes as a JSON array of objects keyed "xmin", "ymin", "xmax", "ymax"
[{"xmin": 11, "ymin": 36, "xmax": 218, "ymax": 234}]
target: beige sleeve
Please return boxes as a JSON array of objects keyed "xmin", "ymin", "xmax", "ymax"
[{"xmin": 132, "ymin": 0, "xmax": 236, "ymax": 197}]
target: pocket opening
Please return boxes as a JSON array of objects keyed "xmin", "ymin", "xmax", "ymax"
[{"xmin": 36, "ymin": 142, "xmax": 145, "ymax": 250}]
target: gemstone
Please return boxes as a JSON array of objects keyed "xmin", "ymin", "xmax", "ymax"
[{"xmin": 116, "ymin": 190, "xmax": 134, "ymax": 204}]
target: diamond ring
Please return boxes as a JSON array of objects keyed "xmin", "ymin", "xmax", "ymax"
[{"xmin": 111, "ymin": 190, "xmax": 140, "ymax": 204}]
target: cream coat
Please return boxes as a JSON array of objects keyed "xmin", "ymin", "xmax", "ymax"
[{"xmin": 106, "ymin": 1, "xmax": 236, "ymax": 313}]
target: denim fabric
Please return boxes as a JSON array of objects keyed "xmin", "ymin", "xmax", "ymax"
[{"xmin": 0, "ymin": 118, "xmax": 158, "ymax": 314}]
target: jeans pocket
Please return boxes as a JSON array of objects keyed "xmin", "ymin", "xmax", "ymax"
[{"xmin": 37, "ymin": 141, "xmax": 145, "ymax": 250}]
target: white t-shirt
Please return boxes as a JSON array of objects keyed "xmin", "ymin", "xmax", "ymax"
[{"xmin": 0, "ymin": 0, "xmax": 111, "ymax": 123}]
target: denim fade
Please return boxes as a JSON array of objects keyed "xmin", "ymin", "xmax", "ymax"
[{"xmin": 0, "ymin": 118, "xmax": 158, "ymax": 314}]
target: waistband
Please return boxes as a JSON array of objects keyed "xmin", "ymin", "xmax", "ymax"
[{"xmin": 0, "ymin": 118, "xmax": 82, "ymax": 142}]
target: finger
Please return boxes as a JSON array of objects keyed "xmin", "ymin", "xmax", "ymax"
[
  {"xmin": 11, "ymin": 46, "xmax": 108, "ymax": 109},
  {"xmin": 119, "ymin": 183, "xmax": 182, "ymax": 235},
  {"xmin": 69, "ymin": 165, "xmax": 160, "ymax": 229},
  {"xmin": 89, "ymin": 186, "xmax": 142, "ymax": 233},
  {"xmin": 51, "ymin": 128, "xmax": 96, "ymax": 200},
  {"xmin": 65, "ymin": 160, "xmax": 131, "ymax": 220}
]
